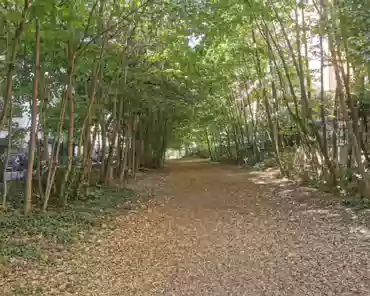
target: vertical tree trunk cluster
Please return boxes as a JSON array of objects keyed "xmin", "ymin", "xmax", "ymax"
[
  {"xmin": 198, "ymin": 0, "xmax": 370, "ymax": 197},
  {"xmin": 0, "ymin": 0, "xmax": 179, "ymax": 213}
]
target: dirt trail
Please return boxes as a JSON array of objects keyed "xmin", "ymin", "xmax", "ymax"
[{"xmin": 2, "ymin": 160, "xmax": 370, "ymax": 295}]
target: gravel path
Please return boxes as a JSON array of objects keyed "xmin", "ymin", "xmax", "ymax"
[{"xmin": 2, "ymin": 160, "xmax": 370, "ymax": 295}]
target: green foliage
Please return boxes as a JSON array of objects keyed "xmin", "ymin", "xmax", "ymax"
[
  {"xmin": 342, "ymin": 198, "xmax": 370, "ymax": 210},
  {"xmin": 0, "ymin": 243, "xmax": 40, "ymax": 261},
  {"xmin": 0, "ymin": 211, "xmax": 94, "ymax": 244},
  {"xmin": 1, "ymin": 0, "xmax": 369, "ymax": 224},
  {"xmin": 0, "ymin": 184, "xmax": 134, "ymax": 262}
]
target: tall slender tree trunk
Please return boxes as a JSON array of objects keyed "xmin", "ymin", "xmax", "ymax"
[
  {"xmin": 205, "ymin": 130, "xmax": 213, "ymax": 160},
  {"xmin": 253, "ymin": 27, "xmax": 283, "ymax": 172},
  {"xmin": 301, "ymin": 3, "xmax": 312, "ymax": 102},
  {"xmin": 43, "ymin": 54, "xmax": 76, "ymax": 211},
  {"xmin": 119, "ymin": 127, "xmax": 129, "ymax": 182},
  {"xmin": 319, "ymin": 0, "xmax": 330, "ymax": 180},
  {"xmin": 104, "ymin": 94, "xmax": 120, "ymax": 184},
  {"xmin": 332, "ymin": 88, "xmax": 339, "ymax": 166},
  {"xmin": 25, "ymin": 19, "xmax": 41, "ymax": 214}
]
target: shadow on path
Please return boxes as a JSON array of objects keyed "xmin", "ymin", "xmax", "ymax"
[{"xmin": 2, "ymin": 160, "xmax": 369, "ymax": 295}]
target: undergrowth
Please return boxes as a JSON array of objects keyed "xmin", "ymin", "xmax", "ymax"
[
  {"xmin": 342, "ymin": 198, "xmax": 370, "ymax": 210},
  {"xmin": 0, "ymin": 185, "xmax": 135, "ymax": 263},
  {"xmin": 248, "ymin": 153, "xmax": 370, "ymax": 211}
]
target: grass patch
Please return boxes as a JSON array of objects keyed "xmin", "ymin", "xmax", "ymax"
[{"xmin": 0, "ymin": 185, "xmax": 135, "ymax": 263}]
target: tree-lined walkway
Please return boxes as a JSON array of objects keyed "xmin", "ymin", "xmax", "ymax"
[{"xmin": 2, "ymin": 160, "xmax": 370, "ymax": 295}]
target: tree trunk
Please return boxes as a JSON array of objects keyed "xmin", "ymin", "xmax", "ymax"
[
  {"xmin": 43, "ymin": 54, "xmax": 76, "ymax": 211},
  {"xmin": 25, "ymin": 19, "xmax": 41, "ymax": 214}
]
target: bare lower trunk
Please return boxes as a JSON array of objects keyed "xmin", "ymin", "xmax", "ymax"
[
  {"xmin": 60, "ymin": 86, "xmax": 74, "ymax": 205},
  {"xmin": 43, "ymin": 55, "xmax": 76, "ymax": 211},
  {"xmin": 119, "ymin": 128, "xmax": 130, "ymax": 182},
  {"xmin": 1, "ymin": 110, "xmax": 12, "ymax": 209},
  {"xmin": 25, "ymin": 19, "xmax": 41, "ymax": 214}
]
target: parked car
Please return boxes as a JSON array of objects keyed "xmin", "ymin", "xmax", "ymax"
[
  {"xmin": 1, "ymin": 152, "xmax": 27, "ymax": 171},
  {"xmin": 0, "ymin": 152, "xmax": 28, "ymax": 181}
]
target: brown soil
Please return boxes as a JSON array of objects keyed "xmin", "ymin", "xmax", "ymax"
[{"xmin": 1, "ymin": 160, "xmax": 370, "ymax": 295}]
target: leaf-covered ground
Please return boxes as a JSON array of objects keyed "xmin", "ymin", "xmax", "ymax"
[{"xmin": 1, "ymin": 160, "xmax": 370, "ymax": 295}]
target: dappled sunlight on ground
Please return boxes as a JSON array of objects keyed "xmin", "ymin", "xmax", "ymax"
[
  {"xmin": 350, "ymin": 226, "xmax": 370, "ymax": 239},
  {"xmin": 166, "ymin": 157, "xmax": 210, "ymax": 164},
  {"xmin": 246, "ymin": 168, "xmax": 290, "ymax": 185},
  {"xmin": 1, "ymin": 160, "xmax": 370, "ymax": 295}
]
